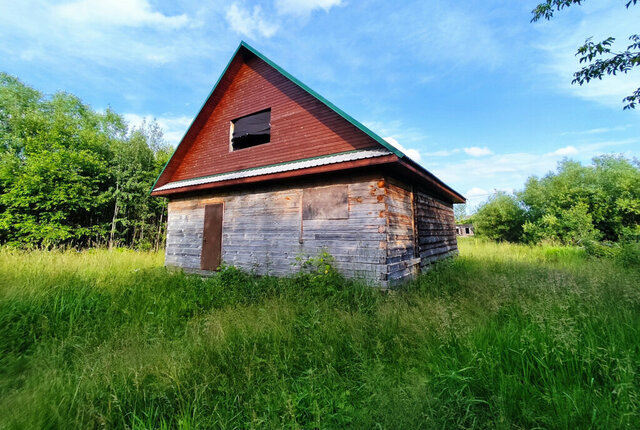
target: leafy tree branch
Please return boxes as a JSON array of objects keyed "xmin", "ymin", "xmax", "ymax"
[{"xmin": 531, "ymin": 0, "xmax": 639, "ymax": 109}]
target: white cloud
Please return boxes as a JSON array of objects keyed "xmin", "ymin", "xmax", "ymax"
[
  {"xmin": 427, "ymin": 138, "xmax": 636, "ymax": 210},
  {"xmin": 54, "ymin": 0, "xmax": 188, "ymax": 29},
  {"xmin": 549, "ymin": 145, "xmax": 578, "ymax": 156},
  {"xmin": 225, "ymin": 3, "xmax": 279, "ymax": 39},
  {"xmin": 0, "ymin": 0, "xmax": 217, "ymax": 67},
  {"xmin": 275, "ymin": 0, "xmax": 342, "ymax": 16},
  {"xmin": 577, "ymin": 138, "xmax": 637, "ymax": 153},
  {"xmin": 124, "ymin": 113, "xmax": 192, "ymax": 146},
  {"xmin": 383, "ymin": 137, "xmax": 422, "ymax": 161},
  {"xmin": 466, "ymin": 187, "xmax": 490, "ymax": 198},
  {"xmin": 464, "ymin": 146, "xmax": 492, "ymax": 157}
]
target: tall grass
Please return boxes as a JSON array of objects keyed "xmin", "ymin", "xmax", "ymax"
[{"xmin": 1, "ymin": 240, "xmax": 638, "ymax": 428}]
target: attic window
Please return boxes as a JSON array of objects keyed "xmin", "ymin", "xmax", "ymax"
[{"xmin": 231, "ymin": 109, "xmax": 271, "ymax": 150}]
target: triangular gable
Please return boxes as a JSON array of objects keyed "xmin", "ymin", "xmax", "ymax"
[{"xmin": 151, "ymin": 41, "xmax": 406, "ymax": 192}]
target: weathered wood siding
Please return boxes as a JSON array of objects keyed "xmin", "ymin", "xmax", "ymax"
[
  {"xmin": 384, "ymin": 179, "xmax": 420, "ymax": 285},
  {"xmin": 165, "ymin": 175, "xmax": 388, "ymax": 284},
  {"xmin": 165, "ymin": 174, "xmax": 458, "ymax": 287},
  {"xmin": 381, "ymin": 179, "xmax": 458, "ymax": 284},
  {"xmin": 414, "ymin": 188, "xmax": 458, "ymax": 268}
]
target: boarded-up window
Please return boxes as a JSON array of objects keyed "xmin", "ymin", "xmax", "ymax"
[
  {"xmin": 231, "ymin": 109, "xmax": 271, "ymax": 150},
  {"xmin": 303, "ymin": 185, "xmax": 348, "ymax": 220}
]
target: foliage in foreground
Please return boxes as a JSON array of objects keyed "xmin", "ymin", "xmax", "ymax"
[
  {"xmin": 471, "ymin": 156, "xmax": 640, "ymax": 246},
  {"xmin": 1, "ymin": 240, "xmax": 639, "ymax": 428}
]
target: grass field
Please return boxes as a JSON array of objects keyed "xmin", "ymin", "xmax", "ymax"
[{"xmin": 1, "ymin": 239, "xmax": 639, "ymax": 429}]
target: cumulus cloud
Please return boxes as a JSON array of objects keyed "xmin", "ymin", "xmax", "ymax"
[
  {"xmin": 225, "ymin": 3, "xmax": 278, "ymax": 39},
  {"xmin": 54, "ymin": 0, "xmax": 188, "ymax": 29},
  {"xmin": 275, "ymin": 0, "xmax": 342, "ymax": 16},
  {"xmin": 428, "ymin": 138, "xmax": 636, "ymax": 211},
  {"xmin": 383, "ymin": 137, "xmax": 422, "ymax": 161},
  {"xmin": 549, "ymin": 145, "xmax": 578, "ymax": 156},
  {"xmin": 464, "ymin": 146, "xmax": 492, "ymax": 157},
  {"xmin": 0, "ymin": 0, "xmax": 211, "ymax": 68},
  {"xmin": 466, "ymin": 187, "xmax": 490, "ymax": 198}
]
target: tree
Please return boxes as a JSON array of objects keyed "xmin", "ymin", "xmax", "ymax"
[
  {"xmin": 454, "ymin": 203, "xmax": 468, "ymax": 223},
  {"xmin": 520, "ymin": 156, "xmax": 640, "ymax": 244},
  {"xmin": 0, "ymin": 73, "xmax": 170, "ymax": 249},
  {"xmin": 532, "ymin": 0, "xmax": 640, "ymax": 109},
  {"xmin": 472, "ymin": 193, "xmax": 527, "ymax": 242},
  {"xmin": 0, "ymin": 83, "xmax": 117, "ymax": 246},
  {"xmin": 109, "ymin": 120, "xmax": 171, "ymax": 249}
]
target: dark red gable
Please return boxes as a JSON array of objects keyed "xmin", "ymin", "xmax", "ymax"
[
  {"xmin": 154, "ymin": 46, "xmax": 385, "ymax": 188},
  {"xmin": 151, "ymin": 42, "xmax": 465, "ymax": 204}
]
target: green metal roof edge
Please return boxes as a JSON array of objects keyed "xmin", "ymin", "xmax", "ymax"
[
  {"xmin": 239, "ymin": 41, "xmax": 405, "ymax": 158},
  {"xmin": 150, "ymin": 41, "xmax": 405, "ymax": 195},
  {"xmin": 153, "ymin": 148, "xmax": 391, "ymax": 191},
  {"xmin": 149, "ymin": 43, "xmax": 244, "ymax": 195}
]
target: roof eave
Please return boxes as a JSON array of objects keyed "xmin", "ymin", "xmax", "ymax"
[
  {"xmin": 151, "ymin": 154, "xmax": 399, "ymax": 197},
  {"xmin": 396, "ymin": 157, "xmax": 466, "ymax": 203}
]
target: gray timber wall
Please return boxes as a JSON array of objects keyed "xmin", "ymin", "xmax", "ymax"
[
  {"xmin": 414, "ymin": 188, "xmax": 458, "ymax": 268},
  {"xmin": 164, "ymin": 174, "xmax": 458, "ymax": 287},
  {"xmin": 165, "ymin": 174, "xmax": 388, "ymax": 285},
  {"xmin": 384, "ymin": 179, "xmax": 420, "ymax": 285}
]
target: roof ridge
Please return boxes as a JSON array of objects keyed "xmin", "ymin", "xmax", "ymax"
[{"xmin": 238, "ymin": 41, "xmax": 405, "ymax": 158}]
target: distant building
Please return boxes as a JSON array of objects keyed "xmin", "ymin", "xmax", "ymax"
[
  {"xmin": 151, "ymin": 42, "xmax": 466, "ymax": 286},
  {"xmin": 456, "ymin": 224, "xmax": 474, "ymax": 237}
]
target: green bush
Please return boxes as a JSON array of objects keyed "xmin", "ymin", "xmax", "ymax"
[
  {"xmin": 617, "ymin": 241, "xmax": 640, "ymax": 267},
  {"xmin": 472, "ymin": 192, "xmax": 526, "ymax": 242},
  {"xmin": 470, "ymin": 156, "xmax": 639, "ymax": 247}
]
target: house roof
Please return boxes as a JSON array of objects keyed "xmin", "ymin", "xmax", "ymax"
[{"xmin": 151, "ymin": 41, "xmax": 465, "ymax": 203}]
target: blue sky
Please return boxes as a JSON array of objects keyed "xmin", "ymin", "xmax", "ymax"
[{"xmin": 1, "ymin": 0, "xmax": 638, "ymax": 209}]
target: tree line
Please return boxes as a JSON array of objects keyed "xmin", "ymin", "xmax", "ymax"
[
  {"xmin": 0, "ymin": 73, "xmax": 171, "ymax": 249},
  {"xmin": 468, "ymin": 156, "xmax": 640, "ymax": 249}
]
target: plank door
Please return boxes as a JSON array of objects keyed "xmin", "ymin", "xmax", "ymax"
[{"xmin": 201, "ymin": 204, "xmax": 223, "ymax": 271}]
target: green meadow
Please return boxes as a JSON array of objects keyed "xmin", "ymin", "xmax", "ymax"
[{"xmin": 1, "ymin": 239, "xmax": 639, "ymax": 429}]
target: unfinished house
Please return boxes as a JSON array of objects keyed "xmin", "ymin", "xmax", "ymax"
[{"xmin": 151, "ymin": 42, "xmax": 465, "ymax": 286}]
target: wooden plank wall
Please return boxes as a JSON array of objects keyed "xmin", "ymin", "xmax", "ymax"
[
  {"xmin": 413, "ymin": 187, "xmax": 458, "ymax": 268},
  {"xmin": 165, "ymin": 203, "xmax": 205, "ymax": 269},
  {"xmin": 384, "ymin": 179, "xmax": 420, "ymax": 285},
  {"xmin": 165, "ymin": 174, "xmax": 388, "ymax": 285},
  {"xmin": 165, "ymin": 174, "xmax": 458, "ymax": 286}
]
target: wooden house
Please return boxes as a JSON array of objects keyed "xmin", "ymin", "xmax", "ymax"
[{"xmin": 151, "ymin": 42, "xmax": 465, "ymax": 286}]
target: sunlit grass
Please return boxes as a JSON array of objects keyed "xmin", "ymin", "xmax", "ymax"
[{"xmin": 1, "ymin": 240, "xmax": 638, "ymax": 428}]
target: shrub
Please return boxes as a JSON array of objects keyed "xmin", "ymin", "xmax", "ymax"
[{"xmin": 472, "ymin": 192, "xmax": 526, "ymax": 242}]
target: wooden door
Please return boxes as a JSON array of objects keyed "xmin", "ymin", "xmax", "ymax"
[{"xmin": 201, "ymin": 204, "xmax": 223, "ymax": 270}]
